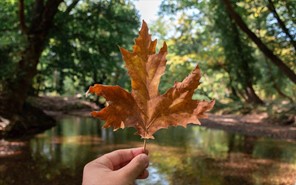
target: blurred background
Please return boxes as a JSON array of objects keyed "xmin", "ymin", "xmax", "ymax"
[{"xmin": 0, "ymin": 0, "xmax": 295, "ymax": 185}]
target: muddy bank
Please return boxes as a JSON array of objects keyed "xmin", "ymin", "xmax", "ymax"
[
  {"xmin": 202, "ymin": 114, "xmax": 296, "ymax": 141},
  {"xmin": 27, "ymin": 96, "xmax": 99, "ymax": 118}
]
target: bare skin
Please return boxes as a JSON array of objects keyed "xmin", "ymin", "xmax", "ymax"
[{"xmin": 82, "ymin": 147, "xmax": 149, "ymax": 185}]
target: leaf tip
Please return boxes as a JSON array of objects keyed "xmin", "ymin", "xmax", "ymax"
[
  {"xmin": 142, "ymin": 19, "xmax": 147, "ymax": 26},
  {"xmin": 85, "ymin": 89, "xmax": 90, "ymax": 97}
]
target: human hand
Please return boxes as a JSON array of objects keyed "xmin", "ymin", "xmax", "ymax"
[{"xmin": 82, "ymin": 147, "xmax": 149, "ymax": 185}]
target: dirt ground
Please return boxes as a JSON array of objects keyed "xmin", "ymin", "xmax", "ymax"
[{"xmin": 30, "ymin": 96, "xmax": 296, "ymax": 141}]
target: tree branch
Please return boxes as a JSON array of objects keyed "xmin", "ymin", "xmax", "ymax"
[
  {"xmin": 267, "ymin": 0, "xmax": 296, "ymax": 52},
  {"xmin": 65, "ymin": 0, "xmax": 80, "ymax": 15},
  {"xmin": 18, "ymin": 0, "xmax": 28, "ymax": 33},
  {"xmin": 221, "ymin": 0, "xmax": 296, "ymax": 84}
]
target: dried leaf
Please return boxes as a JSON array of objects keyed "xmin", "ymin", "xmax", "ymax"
[{"xmin": 87, "ymin": 21, "xmax": 215, "ymax": 139}]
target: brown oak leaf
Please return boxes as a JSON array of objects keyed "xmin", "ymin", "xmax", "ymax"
[{"xmin": 87, "ymin": 21, "xmax": 215, "ymax": 139}]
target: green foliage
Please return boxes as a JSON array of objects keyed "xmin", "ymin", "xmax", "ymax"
[
  {"xmin": 0, "ymin": 0, "xmax": 295, "ymax": 109},
  {"xmin": 156, "ymin": 1, "xmax": 232, "ymax": 102},
  {"xmin": 212, "ymin": 0, "xmax": 264, "ymax": 103},
  {"xmin": 233, "ymin": 0, "xmax": 296, "ymax": 101},
  {"xmin": 0, "ymin": 1, "xmax": 25, "ymax": 85},
  {"xmin": 156, "ymin": 0, "xmax": 295, "ymax": 106},
  {"xmin": 0, "ymin": 0, "xmax": 140, "ymax": 96},
  {"xmin": 37, "ymin": 0, "xmax": 140, "ymax": 95}
]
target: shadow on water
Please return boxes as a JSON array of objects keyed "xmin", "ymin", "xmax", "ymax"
[{"xmin": 0, "ymin": 116, "xmax": 296, "ymax": 185}]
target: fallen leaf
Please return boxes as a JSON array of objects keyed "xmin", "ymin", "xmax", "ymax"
[{"xmin": 87, "ymin": 20, "xmax": 215, "ymax": 139}]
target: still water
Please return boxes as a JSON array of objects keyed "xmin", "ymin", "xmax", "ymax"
[{"xmin": 0, "ymin": 116, "xmax": 296, "ymax": 185}]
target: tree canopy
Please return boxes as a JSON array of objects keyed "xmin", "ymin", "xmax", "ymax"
[
  {"xmin": 155, "ymin": 0, "xmax": 295, "ymax": 105},
  {"xmin": 0, "ymin": 0, "xmax": 295, "ymax": 136},
  {"xmin": 0, "ymin": 0, "xmax": 140, "ymax": 136}
]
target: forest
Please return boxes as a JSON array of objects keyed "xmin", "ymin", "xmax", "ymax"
[
  {"xmin": 0, "ymin": 0, "xmax": 296, "ymax": 185},
  {"xmin": 0, "ymin": 0, "xmax": 295, "ymax": 135}
]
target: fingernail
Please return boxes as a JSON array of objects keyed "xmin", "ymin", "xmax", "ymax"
[{"xmin": 140, "ymin": 154, "xmax": 149, "ymax": 167}]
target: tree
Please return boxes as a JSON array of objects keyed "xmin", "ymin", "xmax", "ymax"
[
  {"xmin": 157, "ymin": 0, "xmax": 295, "ymax": 104},
  {"xmin": 267, "ymin": 0, "xmax": 296, "ymax": 52},
  {"xmin": 221, "ymin": 0, "xmax": 296, "ymax": 84},
  {"xmin": 0, "ymin": 0, "xmax": 64, "ymax": 136},
  {"xmin": 0, "ymin": 0, "xmax": 140, "ymax": 136},
  {"xmin": 38, "ymin": 0, "xmax": 139, "ymax": 95},
  {"xmin": 157, "ymin": 1, "xmax": 231, "ymax": 101},
  {"xmin": 158, "ymin": 0, "xmax": 263, "ymax": 104},
  {"xmin": 213, "ymin": 1, "xmax": 264, "ymax": 104}
]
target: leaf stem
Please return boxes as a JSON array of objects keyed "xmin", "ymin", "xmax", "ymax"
[{"xmin": 143, "ymin": 139, "xmax": 147, "ymax": 151}]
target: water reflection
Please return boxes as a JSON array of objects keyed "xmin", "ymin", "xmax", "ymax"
[{"xmin": 0, "ymin": 116, "xmax": 296, "ymax": 185}]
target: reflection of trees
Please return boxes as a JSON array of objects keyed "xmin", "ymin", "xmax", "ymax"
[
  {"xmin": 1, "ymin": 117, "xmax": 103, "ymax": 184},
  {"xmin": 227, "ymin": 134, "xmax": 257, "ymax": 156},
  {"xmin": 101, "ymin": 127, "xmax": 114, "ymax": 144},
  {"xmin": 151, "ymin": 129, "xmax": 296, "ymax": 185},
  {"xmin": 2, "ymin": 116, "xmax": 296, "ymax": 185},
  {"xmin": 253, "ymin": 140, "xmax": 296, "ymax": 163},
  {"xmin": 168, "ymin": 155, "xmax": 253, "ymax": 185},
  {"xmin": 154, "ymin": 126, "xmax": 194, "ymax": 147},
  {"xmin": 222, "ymin": 175, "xmax": 253, "ymax": 185},
  {"xmin": 227, "ymin": 134, "xmax": 235, "ymax": 158},
  {"xmin": 243, "ymin": 136, "xmax": 257, "ymax": 155},
  {"xmin": 4, "ymin": 117, "xmax": 102, "ymax": 184},
  {"xmin": 1, "ymin": 140, "xmax": 82, "ymax": 185}
]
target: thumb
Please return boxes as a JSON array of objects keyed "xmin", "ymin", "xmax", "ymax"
[{"xmin": 118, "ymin": 153, "xmax": 149, "ymax": 180}]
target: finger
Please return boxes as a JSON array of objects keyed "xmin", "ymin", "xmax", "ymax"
[
  {"xmin": 115, "ymin": 148, "xmax": 149, "ymax": 169},
  {"xmin": 98, "ymin": 147, "xmax": 145, "ymax": 170},
  {"xmin": 118, "ymin": 153, "xmax": 149, "ymax": 180},
  {"xmin": 137, "ymin": 169, "xmax": 149, "ymax": 179},
  {"xmin": 144, "ymin": 148, "xmax": 149, "ymax": 155}
]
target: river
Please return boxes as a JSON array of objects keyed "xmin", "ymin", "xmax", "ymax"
[{"xmin": 0, "ymin": 116, "xmax": 296, "ymax": 185}]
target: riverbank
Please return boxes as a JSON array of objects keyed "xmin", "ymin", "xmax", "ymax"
[
  {"xmin": 30, "ymin": 96, "xmax": 296, "ymax": 141},
  {"xmin": 202, "ymin": 114, "xmax": 296, "ymax": 141}
]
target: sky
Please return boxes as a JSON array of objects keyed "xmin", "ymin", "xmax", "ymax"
[{"xmin": 134, "ymin": 0, "xmax": 162, "ymax": 24}]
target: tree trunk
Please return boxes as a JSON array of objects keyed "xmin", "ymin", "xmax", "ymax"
[
  {"xmin": 265, "ymin": 58, "xmax": 294, "ymax": 102},
  {"xmin": 221, "ymin": 0, "xmax": 296, "ymax": 84},
  {"xmin": 227, "ymin": 5, "xmax": 264, "ymax": 105},
  {"xmin": 231, "ymin": 20, "xmax": 264, "ymax": 105},
  {"xmin": 0, "ymin": 0, "xmax": 63, "ymax": 136},
  {"xmin": 244, "ymin": 82, "xmax": 264, "ymax": 104}
]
